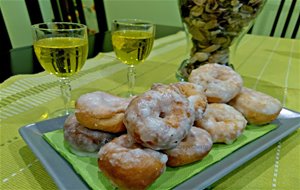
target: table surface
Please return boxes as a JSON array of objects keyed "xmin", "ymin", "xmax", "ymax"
[{"xmin": 0, "ymin": 30, "xmax": 299, "ymax": 190}]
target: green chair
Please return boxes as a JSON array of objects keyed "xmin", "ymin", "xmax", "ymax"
[{"xmin": 251, "ymin": 0, "xmax": 299, "ymax": 39}]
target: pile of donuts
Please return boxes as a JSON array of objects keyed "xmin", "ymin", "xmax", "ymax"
[{"xmin": 63, "ymin": 63, "xmax": 282, "ymax": 190}]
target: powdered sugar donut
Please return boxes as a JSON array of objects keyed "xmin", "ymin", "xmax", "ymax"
[
  {"xmin": 163, "ymin": 127, "xmax": 213, "ymax": 167},
  {"xmin": 229, "ymin": 87, "xmax": 282, "ymax": 125},
  {"xmin": 188, "ymin": 63, "xmax": 243, "ymax": 103},
  {"xmin": 98, "ymin": 134, "xmax": 168, "ymax": 190},
  {"xmin": 75, "ymin": 91, "xmax": 132, "ymax": 133},
  {"xmin": 124, "ymin": 87, "xmax": 195, "ymax": 150},
  {"xmin": 152, "ymin": 82, "xmax": 207, "ymax": 121},
  {"xmin": 196, "ymin": 103, "xmax": 247, "ymax": 144},
  {"xmin": 64, "ymin": 114, "xmax": 117, "ymax": 156},
  {"xmin": 169, "ymin": 82, "xmax": 207, "ymax": 121}
]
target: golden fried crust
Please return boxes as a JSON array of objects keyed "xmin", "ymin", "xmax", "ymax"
[
  {"xmin": 98, "ymin": 135, "xmax": 167, "ymax": 190},
  {"xmin": 75, "ymin": 112, "xmax": 126, "ymax": 133},
  {"xmin": 169, "ymin": 82, "xmax": 207, "ymax": 120},
  {"xmin": 166, "ymin": 151, "xmax": 210, "ymax": 167},
  {"xmin": 206, "ymin": 96, "xmax": 222, "ymax": 103},
  {"xmin": 74, "ymin": 91, "xmax": 131, "ymax": 133},
  {"xmin": 163, "ymin": 127, "xmax": 213, "ymax": 167},
  {"xmin": 229, "ymin": 87, "xmax": 282, "ymax": 125},
  {"xmin": 98, "ymin": 156, "xmax": 164, "ymax": 190}
]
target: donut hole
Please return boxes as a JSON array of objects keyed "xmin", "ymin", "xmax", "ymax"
[
  {"xmin": 181, "ymin": 137, "xmax": 188, "ymax": 142},
  {"xmin": 159, "ymin": 112, "xmax": 166, "ymax": 118}
]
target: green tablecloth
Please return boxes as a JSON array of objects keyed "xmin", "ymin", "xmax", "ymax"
[{"xmin": 1, "ymin": 31, "xmax": 299, "ymax": 189}]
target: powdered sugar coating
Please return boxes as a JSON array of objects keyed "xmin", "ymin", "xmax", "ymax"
[
  {"xmin": 169, "ymin": 82, "xmax": 207, "ymax": 121},
  {"xmin": 196, "ymin": 103, "xmax": 247, "ymax": 144},
  {"xmin": 229, "ymin": 87, "xmax": 282, "ymax": 125},
  {"xmin": 143, "ymin": 148, "xmax": 169, "ymax": 164},
  {"xmin": 64, "ymin": 114, "xmax": 117, "ymax": 153},
  {"xmin": 75, "ymin": 91, "xmax": 133, "ymax": 132},
  {"xmin": 124, "ymin": 86, "xmax": 195, "ymax": 150},
  {"xmin": 163, "ymin": 127, "xmax": 213, "ymax": 166},
  {"xmin": 188, "ymin": 63, "xmax": 243, "ymax": 103},
  {"xmin": 165, "ymin": 127, "xmax": 212, "ymax": 156},
  {"xmin": 98, "ymin": 134, "xmax": 167, "ymax": 170},
  {"xmin": 98, "ymin": 135, "xmax": 168, "ymax": 190},
  {"xmin": 76, "ymin": 91, "xmax": 131, "ymax": 118}
]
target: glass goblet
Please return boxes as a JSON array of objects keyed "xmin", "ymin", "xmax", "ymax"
[
  {"xmin": 32, "ymin": 22, "xmax": 88, "ymax": 117},
  {"xmin": 111, "ymin": 19, "xmax": 155, "ymax": 97}
]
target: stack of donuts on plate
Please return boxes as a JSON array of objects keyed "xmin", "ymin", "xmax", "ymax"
[
  {"xmin": 63, "ymin": 91, "xmax": 132, "ymax": 157},
  {"xmin": 63, "ymin": 63, "xmax": 282, "ymax": 190}
]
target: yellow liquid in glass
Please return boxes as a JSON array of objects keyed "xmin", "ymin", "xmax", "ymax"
[
  {"xmin": 112, "ymin": 30, "xmax": 154, "ymax": 65},
  {"xmin": 34, "ymin": 37, "xmax": 88, "ymax": 77}
]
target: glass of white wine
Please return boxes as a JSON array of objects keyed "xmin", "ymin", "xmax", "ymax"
[
  {"xmin": 111, "ymin": 19, "xmax": 155, "ymax": 97},
  {"xmin": 32, "ymin": 22, "xmax": 88, "ymax": 117}
]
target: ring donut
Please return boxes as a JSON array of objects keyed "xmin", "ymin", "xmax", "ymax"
[
  {"xmin": 196, "ymin": 103, "xmax": 247, "ymax": 144},
  {"xmin": 188, "ymin": 63, "xmax": 243, "ymax": 103},
  {"xmin": 98, "ymin": 134, "xmax": 168, "ymax": 190},
  {"xmin": 169, "ymin": 82, "xmax": 207, "ymax": 121},
  {"xmin": 124, "ymin": 86, "xmax": 194, "ymax": 150},
  {"xmin": 152, "ymin": 82, "xmax": 207, "ymax": 120},
  {"xmin": 229, "ymin": 87, "xmax": 282, "ymax": 125},
  {"xmin": 163, "ymin": 127, "xmax": 213, "ymax": 167},
  {"xmin": 63, "ymin": 114, "xmax": 117, "ymax": 156},
  {"xmin": 75, "ymin": 91, "xmax": 132, "ymax": 133}
]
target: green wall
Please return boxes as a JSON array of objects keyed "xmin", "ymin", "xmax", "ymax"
[{"xmin": 103, "ymin": 0, "xmax": 182, "ymax": 30}]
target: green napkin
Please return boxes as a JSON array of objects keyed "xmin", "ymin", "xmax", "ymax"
[{"xmin": 44, "ymin": 124, "xmax": 276, "ymax": 190}]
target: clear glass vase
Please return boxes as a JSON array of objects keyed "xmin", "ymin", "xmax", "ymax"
[{"xmin": 176, "ymin": 0, "xmax": 267, "ymax": 81}]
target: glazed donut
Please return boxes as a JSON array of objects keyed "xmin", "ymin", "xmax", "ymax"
[
  {"xmin": 75, "ymin": 91, "xmax": 132, "ymax": 133},
  {"xmin": 169, "ymin": 82, "xmax": 207, "ymax": 121},
  {"xmin": 229, "ymin": 87, "xmax": 282, "ymax": 125},
  {"xmin": 188, "ymin": 63, "xmax": 243, "ymax": 103},
  {"xmin": 151, "ymin": 82, "xmax": 207, "ymax": 121},
  {"xmin": 63, "ymin": 114, "xmax": 117, "ymax": 156},
  {"xmin": 98, "ymin": 134, "xmax": 168, "ymax": 190},
  {"xmin": 163, "ymin": 127, "xmax": 213, "ymax": 167},
  {"xmin": 196, "ymin": 103, "xmax": 247, "ymax": 144},
  {"xmin": 124, "ymin": 86, "xmax": 194, "ymax": 150}
]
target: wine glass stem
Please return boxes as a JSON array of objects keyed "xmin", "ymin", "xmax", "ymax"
[
  {"xmin": 127, "ymin": 65, "xmax": 136, "ymax": 97},
  {"xmin": 59, "ymin": 77, "xmax": 72, "ymax": 115}
]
